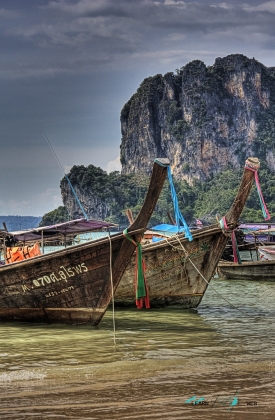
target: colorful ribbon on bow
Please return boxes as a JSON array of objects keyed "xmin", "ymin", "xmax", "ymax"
[
  {"xmin": 244, "ymin": 160, "xmax": 270, "ymax": 220},
  {"xmin": 123, "ymin": 228, "xmax": 150, "ymax": 309}
]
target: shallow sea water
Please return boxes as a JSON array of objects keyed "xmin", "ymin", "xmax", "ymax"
[{"xmin": 0, "ymin": 278, "xmax": 275, "ymax": 419}]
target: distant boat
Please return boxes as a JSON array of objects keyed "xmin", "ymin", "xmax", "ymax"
[
  {"xmin": 0, "ymin": 158, "xmax": 170, "ymax": 325},
  {"xmin": 218, "ymin": 259, "xmax": 275, "ymax": 281},
  {"xmin": 115, "ymin": 157, "xmax": 260, "ymax": 308},
  {"xmin": 218, "ymin": 228, "xmax": 275, "ymax": 280},
  {"xmin": 238, "ymin": 223, "xmax": 275, "ymax": 244}
]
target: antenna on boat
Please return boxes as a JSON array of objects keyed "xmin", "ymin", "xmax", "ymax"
[{"xmin": 44, "ymin": 134, "xmax": 88, "ymax": 220}]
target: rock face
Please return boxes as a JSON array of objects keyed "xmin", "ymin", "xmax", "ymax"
[
  {"xmin": 120, "ymin": 54, "xmax": 275, "ymax": 183},
  {"xmin": 61, "ymin": 181, "xmax": 111, "ymax": 221},
  {"xmin": 60, "ymin": 165, "xmax": 113, "ymax": 221},
  {"xmin": 60, "ymin": 165, "xmax": 151, "ymax": 222}
]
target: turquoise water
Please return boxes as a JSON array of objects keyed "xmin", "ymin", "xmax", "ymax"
[{"xmin": 0, "ymin": 279, "xmax": 275, "ymax": 419}]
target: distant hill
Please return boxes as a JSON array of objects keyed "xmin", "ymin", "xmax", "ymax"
[{"xmin": 0, "ymin": 216, "xmax": 42, "ymax": 232}]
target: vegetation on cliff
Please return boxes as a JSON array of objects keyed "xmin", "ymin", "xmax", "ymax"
[
  {"xmin": 40, "ymin": 162, "xmax": 275, "ymax": 227},
  {"xmin": 39, "ymin": 206, "xmax": 69, "ymax": 227},
  {"xmin": 194, "ymin": 162, "xmax": 275, "ymax": 223}
]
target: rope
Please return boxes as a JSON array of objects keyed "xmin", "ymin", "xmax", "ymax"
[
  {"xmin": 44, "ymin": 134, "xmax": 88, "ymax": 220},
  {"xmin": 219, "ymin": 216, "xmax": 242, "ymax": 264},
  {"xmin": 244, "ymin": 160, "xmax": 270, "ymax": 220},
  {"xmin": 165, "ymin": 234, "xmax": 249, "ymax": 316},
  {"xmin": 108, "ymin": 232, "xmax": 116, "ymax": 345},
  {"xmin": 167, "ymin": 166, "xmax": 193, "ymax": 241}
]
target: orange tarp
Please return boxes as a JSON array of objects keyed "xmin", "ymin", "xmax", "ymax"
[{"xmin": 5, "ymin": 243, "xmax": 41, "ymax": 264}]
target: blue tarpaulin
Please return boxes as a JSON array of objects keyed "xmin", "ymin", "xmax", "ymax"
[{"xmin": 151, "ymin": 224, "xmax": 186, "ymax": 234}]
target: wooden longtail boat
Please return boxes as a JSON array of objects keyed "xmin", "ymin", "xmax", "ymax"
[
  {"xmin": 0, "ymin": 158, "xmax": 170, "ymax": 324},
  {"xmin": 217, "ymin": 260, "xmax": 275, "ymax": 281},
  {"xmin": 115, "ymin": 157, "xmax": 260, "ymax": 308}
]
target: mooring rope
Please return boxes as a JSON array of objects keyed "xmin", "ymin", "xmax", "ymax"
[
  {"xmin": 165, "ymin": 234, "xmax": 249, "ymax": 316},
  {"xmin": 44, "ymin": 134, "xmax": 88, "ymax": 220},
  {"xmin": 219, "ymin": 216, "xmax": 242, "ymax": 264},
  {"xmin": 108, "ymin": 232, "xmax": 116, "ymax": 345},
  {"xmin": 167, "ymin": 166, "xmax": 193, "ymax": 241}
]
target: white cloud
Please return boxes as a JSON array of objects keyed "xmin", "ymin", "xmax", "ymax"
[
  {"xmin": 164, "ymin": 0, "xmax": 187, "ymax": 6},
  {"xmin": 244, "ymin": 1, "xmax": 275, "ymax": 13},
  {"xmin": 106, "ymin": 156, "xmax": 121, "ymax": 173},
  {"xmin": 210, "ymin": 3, "xmax": 234, "ymax": 10}
]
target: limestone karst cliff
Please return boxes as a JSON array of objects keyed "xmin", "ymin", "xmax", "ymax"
[
  {"xmin": 120, "ymin": 54, "xmax": 275, "ymax": 183},
  {"xmin": 59, "ymin": 54, "xmax": 275, "ymax": 223}
]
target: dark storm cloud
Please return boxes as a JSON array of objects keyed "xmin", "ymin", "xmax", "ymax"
[
  {"xmin": 1, "ymin": 0, "xmax": 275, "ymax": 79},
  {"xmin": 1, "ymin": 0, "xmax": 275, "ymax": 215}
]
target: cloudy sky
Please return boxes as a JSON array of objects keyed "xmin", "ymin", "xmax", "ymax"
[{"xmin": 0, "ymin": 0, "xmax": 275, "ymax": 216}]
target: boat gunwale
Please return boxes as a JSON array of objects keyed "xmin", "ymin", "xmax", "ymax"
[
  {"xmin": 142, "ymin": 223, "xmax": 226, "ymax": 251},
  {"xmin": 0, "ymin": 228, "xmax": 144, "ymax": 271},
  {"xmin": 218, "ymin": 259, "xmax": 275, "ymax": 267}
]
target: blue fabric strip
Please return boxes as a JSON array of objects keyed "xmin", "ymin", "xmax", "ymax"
[{"xmin": 167, "ymin": 166, "xmax": 193, "ymax": 241}]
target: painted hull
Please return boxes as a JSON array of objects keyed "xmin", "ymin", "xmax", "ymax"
[{"xmin": 218, "ymin": 260, "xmax": 275, "ymax": 281}]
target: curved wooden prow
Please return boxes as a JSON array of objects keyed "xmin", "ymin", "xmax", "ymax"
[
  {"xmin": 99, "ymin": 158, "xmax": 170, "ymax": 312},
  {"xmin": 128, "ymin": 158, "xmax": 170, "ymax": 236},
  {"xmin": 225, "ymin": 157, "xmax": 260, "ymax": 226}
]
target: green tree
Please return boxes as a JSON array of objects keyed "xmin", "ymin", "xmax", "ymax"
[{"xmin": 39, "ymin": 206, "xmax": 70, "ymax": 227}]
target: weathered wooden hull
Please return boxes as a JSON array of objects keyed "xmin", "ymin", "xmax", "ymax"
[
  {"xmin": 115, "ymin": 157, "xmax": 261, "ymax": 308},
  {"xmin": 0, "ymin": 157, "xmax": 259, "ymax": 319},
  {"xmin": 0, "ymin": 308, "xmax": 102, "ymax": 324},
  {"xmin": 0, "ymin": 233, "xmax": 129, "ymax": 324},
  {"xmin": 0, "ymin": 158, "xmax": 170, "ymax": 324},
  {"xmin": 218, "ymin": 260, "xmax": 275, "ymax": 281},
  {"xmin": 116, "ymin": 225, "xmax": 230, "ymax": 308}
]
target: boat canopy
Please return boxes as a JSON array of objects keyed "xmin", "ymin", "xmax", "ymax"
[
  {"xmin": 239, "ymin": 223, "xmax": 275, "ymax": 231},
  {"xmin": 0, "ymin": 218, "xmax": 117, "ymax": 242}
]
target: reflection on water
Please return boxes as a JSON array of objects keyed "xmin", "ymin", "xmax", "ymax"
[{"xmin": 1, "ymin": 279, "xmax": 275, "ymax": 419}]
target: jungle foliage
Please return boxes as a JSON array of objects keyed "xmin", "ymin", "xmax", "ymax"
[
  {"xmin": 39, "ymin": 206, "xmax": 70, "ymax": 227},
  {"xmin": 40, "ymin": 161, "xmax": 275, "ymax": 227}
]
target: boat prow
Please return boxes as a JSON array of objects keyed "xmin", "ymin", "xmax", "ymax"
[{"xmin": 115, "ymin": 157, "xmax": 261, "ymax": 308}]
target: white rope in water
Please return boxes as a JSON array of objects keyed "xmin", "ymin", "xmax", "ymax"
[
  {"xmin": 166, "ymin": 234, "xmax": 248, "ymax": 316},
  {"xmin": 108, "ymin": 232, "xmax": 116, "ymax": 345}
]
